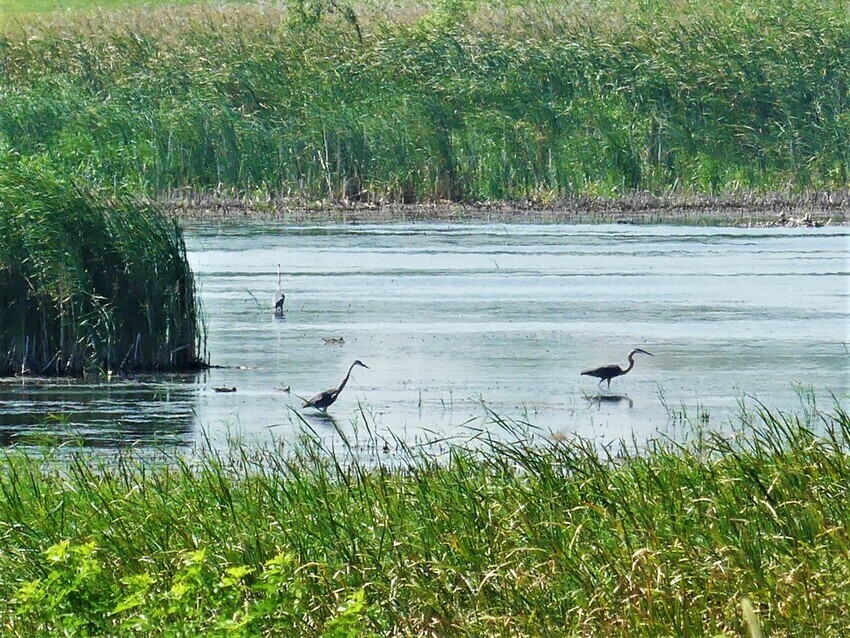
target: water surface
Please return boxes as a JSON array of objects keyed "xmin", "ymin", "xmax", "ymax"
[{"xmin": 1, "ymin": 223, "xmax": 847, "ymax": 448}]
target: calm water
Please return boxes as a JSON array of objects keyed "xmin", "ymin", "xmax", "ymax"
[{"xmin": 1, "ymin": 223, "xmax": 848, "ymax": 449}]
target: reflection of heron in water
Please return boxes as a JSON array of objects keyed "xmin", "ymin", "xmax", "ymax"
[
  {"xmin": 581, "ymin": 348, "xmax": 653, "ymax": 389},
  {"xmin": 585, "ymin": 392, "xmax": 634, "ymax": 409},
  {"xmin": 274, "ymin": 264, "xmax": 285, "ymax": 316},
  {"xmin": 303, "ymin": 360, "xmax": 369, "ymax": 412},
  {"xmin": 304, "ymin": 410, "xmax": 338, "ymax": 426}
]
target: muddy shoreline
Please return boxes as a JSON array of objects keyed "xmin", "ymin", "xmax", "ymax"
[{"xmin": 163, "ymin": 190, "xmax": 850, "ymax": 226}]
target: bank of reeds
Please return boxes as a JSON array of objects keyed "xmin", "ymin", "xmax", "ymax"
[
  {"xmin": 0, "ymin": 399, "xmax": 847, "ymax": 635},
  {"xmin": 0, "ymin": 156, "xmax": 204, "ymax": 375},
  {"xmin": 0, "ymin": 0, "xmax": 848, "ymax": 204}
]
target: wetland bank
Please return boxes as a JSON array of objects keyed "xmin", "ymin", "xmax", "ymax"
[{"xmin": 1, "ymin": 0, "xmax": 849, "ymax": 634}]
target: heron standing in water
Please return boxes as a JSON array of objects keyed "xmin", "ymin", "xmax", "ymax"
[
  {"xmin": 274, "ymin": 264, "xmax": 285, "ymax": 316},
  {"xmin": 303, "ymin": 360, "xmax": 369, "ymax": 411},
  {"xmin": 581, "ymin": 348, "xmax": 653, "ymax": 389}
]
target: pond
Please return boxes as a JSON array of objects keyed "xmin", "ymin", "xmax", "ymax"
[{"xmin": 1, "ymin": 223, "xmax": 847, "ymax": 449}]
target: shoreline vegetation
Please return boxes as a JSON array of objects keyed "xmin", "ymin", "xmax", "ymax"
[
  {"xmin": 0, "ymin": 158, "xmax": 205, "ymax": 377},
  {"xmin": 2, "ymin": 0, "xmax": 848, "ymax": 208},
  {"xmin": 163, "ymin": 188, "xmax": 850, "ymax": 225},
  {"xmin": 0, "ymin": 399, "xmax": 847, "ymax": 635}
]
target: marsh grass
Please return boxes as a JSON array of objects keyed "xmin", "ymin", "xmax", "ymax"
[
  {"xmin": 0, "ymin": 0, "xmax": 848, "ymax": 203},
  {"xmin": 0, "ymin": 399, "xmax": 848, "ymax": 635},
  {"xmin": 0, "ymin": 155, "xmax": 204, "ymax": 376}
]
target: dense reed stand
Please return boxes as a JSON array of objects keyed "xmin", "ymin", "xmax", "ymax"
[
  {"xmin": 0, "ymin": 158, "xmax": 204, "ymax": 375},
  {"xmin": 0, "ymin": 0, "xmax": 847, "ymax": 203}
]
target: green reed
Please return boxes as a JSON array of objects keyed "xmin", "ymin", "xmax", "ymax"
[
  {"xmin": 0, "ymin": 155, "xmax": 204, "ymax": 375},
  {"xmin": 0, "ymin": 399, "xmax": 847, "ymax": 635},
  {"xmin": 0, "ymin": 0, "xmax": 847, "ymax": 203}
]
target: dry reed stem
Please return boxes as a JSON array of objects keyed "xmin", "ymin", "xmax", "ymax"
[{"xmin": 162, "ymin": 189, "xmax": 850, "ymax": 226}]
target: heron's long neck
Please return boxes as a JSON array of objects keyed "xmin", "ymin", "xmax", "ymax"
[
  {"xmin": 624, "ymin": 354, "xmax": 636, "ymax": 374},
  {"xmin": 337, "ymin": 364, "xmax": 356, "ymax": 394}
]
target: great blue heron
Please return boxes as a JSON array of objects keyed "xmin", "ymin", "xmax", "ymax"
[
  {"xmin": 274, "ymin": 264, "xmax": 285, "ymax": 316},
  {"xmin": 581, "ymin": 348, "xmax": 653, "ymax": 388},
  {"xmin": 303, "ymin": 360, "xmax": 369, "ymax": 411}
]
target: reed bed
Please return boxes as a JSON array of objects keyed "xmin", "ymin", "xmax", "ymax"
[
  {"xmin": 0, "ymin": 400, "xmax": 847, "ymax": 635},
  {"xmin": 0, "ymin": 0, "xmax": 848, "ymax": 204},
  {"xmin": 0, "ymin": 156, "xmax": 204, "ymax": 376}
]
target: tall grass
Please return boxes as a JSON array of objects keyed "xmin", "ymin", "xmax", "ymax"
[
  {"xmin": 0, "ymin": 400, "xmax": 847, "ymax": 634},
  {"xmin": 0, "ymin": 0, "xmax": 847, "ymax": 203},
  {"xmin": 0, "ymin": 154, "xmax": 204, "ymax": 375}
]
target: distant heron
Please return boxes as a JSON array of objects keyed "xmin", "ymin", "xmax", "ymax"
[
  {"xmin": 274, "ymin": 264, "xmax": 285, "ymax": 316},
  {"xmin": 581, "ymin": 348, "xmax": 653, "ymax": 389},
  {"xmin": 303, "ymin": 360, "xmax": 369, "ymax": 411}
]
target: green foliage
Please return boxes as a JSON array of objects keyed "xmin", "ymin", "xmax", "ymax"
[
  {"xmin": 284, "ymin": 0, "xmax": 363, "ymax": 43},
  {"xmin": 13, "ymin": 540, "xmax": 108, "ymax": 635},
  {"xmin": 0, "ymin": 399, "xmax": 847, "ymax": 634},
  {"xmin": 10, "ymin": 541, "xmax": 374, "ymax": 636},
  {"xmin": 0, "ymin": 154, "xmax": 204, "ymax": 375},
  {"xmin": 0, "ymin": 0, "xmax": 847, "ymax": 203},
  {"xmin": 0, "ymin": 0, "xmax": 210, "ymax": 18}
]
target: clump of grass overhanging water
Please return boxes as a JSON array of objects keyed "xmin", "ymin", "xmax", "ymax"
[
  {"xmin": 0, "ymin": 0, "xmax": 848, "ymax": 203},
  {"xmin": 0, "ymin": 399, "xmax": 848, "ymax": 635},
  {"xmin": 0, "ymin": 154, "xmax": 204, "ymax": 376}
]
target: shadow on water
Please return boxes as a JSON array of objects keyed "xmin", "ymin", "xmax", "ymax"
[
  {"xmin": 0, "ymin": 376, "xmax": 197, "ymax": 448},
  {"xmin": 301, "ymin": 410, "xmax": 339, "ymax": 427},
  {"xmin": 585, "ymin": 392, "xmax": 635, "ymax": 409}
]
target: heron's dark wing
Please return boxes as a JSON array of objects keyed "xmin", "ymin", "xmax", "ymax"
[
  {"xmin": 581, "ymin": 364, "xmax": 621, "ymax": 377},
  {"xmin": 305, "ymin": 387, "xmax": 338, "ymax": 408},
  {"xmin": 304, "ymin": 391, "xmax": 325, "ymax": 406}
]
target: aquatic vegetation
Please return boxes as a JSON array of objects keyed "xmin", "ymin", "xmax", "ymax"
[
  {"xmin": 0, "ymin": 156, "xmax": 204, "ymax": 375},
  {"xmin": 0, "ymin": 400, "xmax": 847, "ymax": 634},
  {"xmin": 0, "ymin": 0, "xmax": 847, "ymax": 203}
]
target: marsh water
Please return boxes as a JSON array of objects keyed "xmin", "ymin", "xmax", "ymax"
[{"xmin": 1, "ymin": 223, "xmax": 848, "ymax": 449}]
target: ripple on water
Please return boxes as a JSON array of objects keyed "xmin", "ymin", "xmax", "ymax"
[{"xmin": 3, "ymin": 223, "xmax": 848, "ymax": 450}]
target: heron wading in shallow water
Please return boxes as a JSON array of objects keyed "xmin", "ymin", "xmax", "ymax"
[
  {"xmin": 274, "ymin": 264, "xmax": 285, "ymax": 316},
  {"xmin": 303, "ymin": 360, "xmax": 369, "ymax": 412},
  {"xmin": 581, "ymin": 348, "xmax": 653, "ymax": 389}
]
